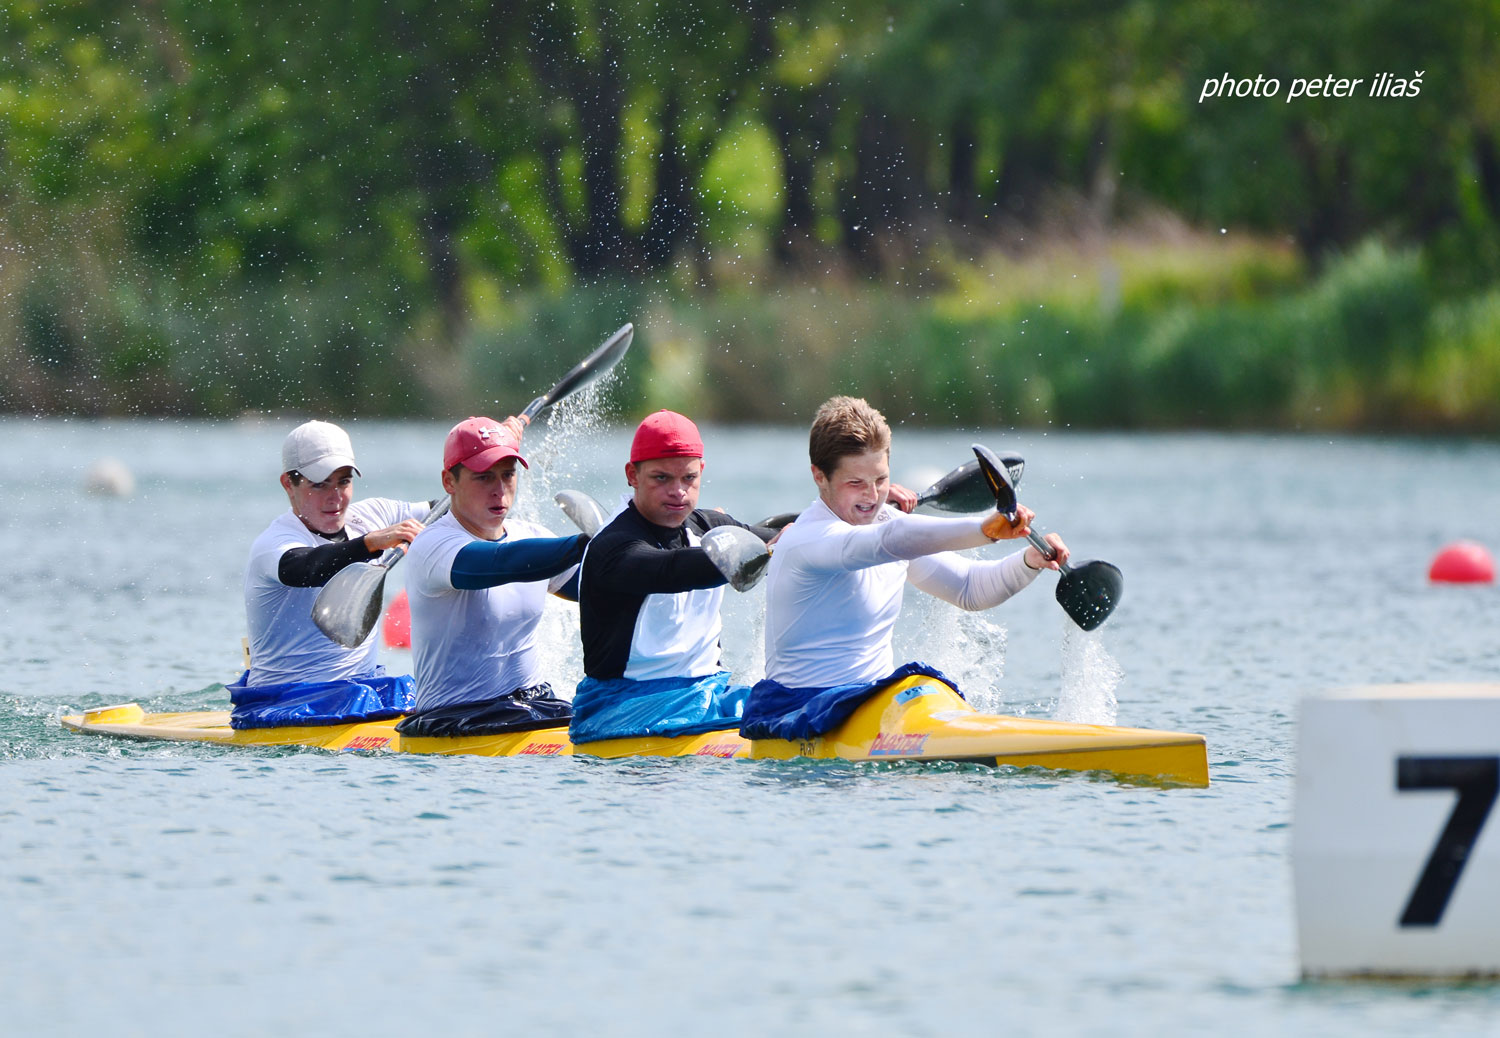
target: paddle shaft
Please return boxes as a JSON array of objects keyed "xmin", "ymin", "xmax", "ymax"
[
  {"xmin": 969, "ymin": 443, "xmax": 1122, "ymax": 630},
  {"xmin": 1021, "ymin": 525, "xmax": 1074, "ymax": 575},
  {"xmin": 371, "ymin": 496, "xmax": 452, "ymax": 568}
]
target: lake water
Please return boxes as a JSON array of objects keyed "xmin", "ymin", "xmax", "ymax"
[{"xmin": 4, "ymin": 413, "xmax": 1500, "ymax": 1036}]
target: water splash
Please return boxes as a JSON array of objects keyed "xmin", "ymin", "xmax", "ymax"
[
  {"xmin": 719, "ymin": 585, "xmax": 766, "ymax": 684},
  {"xmin": 501, "ymin": 373, "xmax": 624, "ymax": 700},
  {"xmin": 513, "ymin": 377, "xmax": 620, "ymax": 515},
  {"xmin": 1054, "ymin": 626, "xmax": 1120, "ymax": 725},
  {"xmin": 894, "ymin": 598, "xmax": 1009, "ymax": 713}
]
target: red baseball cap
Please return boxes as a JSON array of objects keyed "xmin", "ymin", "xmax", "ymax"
[
  {"xmin": 630, "ymin": 410, "xmax": 704, "ymax": 464},
  {"xmin": 443, "ymin": 417, "xmax": 528, "ymax": 472}
]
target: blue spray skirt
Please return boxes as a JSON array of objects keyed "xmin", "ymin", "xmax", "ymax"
[
  {"xmin": 227, "ymin": 669, "xmax": 414, "ymax": 729},
  {"xmin": 739, "ymin": 661, "xmax": 960, "ymax": 741},
  {"xmin": 570, "ymin": 671, "xmax": 749, "ymax": 743}
]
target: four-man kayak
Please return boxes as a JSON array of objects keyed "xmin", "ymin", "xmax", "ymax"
[{"xmin": 63, "ymin": 673, "xmax": 1209, "ymax": 786}]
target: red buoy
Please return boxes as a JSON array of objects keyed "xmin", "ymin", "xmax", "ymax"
[
  {"xmin": 382, "ymin": 590, "xmax": 412, "ymax": 647},
  {"xmin": 1428, "ymin": 541, "xmax": 1495, "ymax": 584}
]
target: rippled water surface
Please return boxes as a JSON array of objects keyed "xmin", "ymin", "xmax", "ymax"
[{"xmin": 4, "ymin": 416, "xmax": 1500, "ymax": 1036}]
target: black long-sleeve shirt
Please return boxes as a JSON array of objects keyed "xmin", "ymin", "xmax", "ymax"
[{"xmin": 578, "ymin": 503, "xmax": 770, "ymax": 679}]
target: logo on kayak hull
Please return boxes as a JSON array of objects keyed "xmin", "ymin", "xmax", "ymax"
[
  {"xmin": 345, "ymin": 735, "xmax": 391, "ymax": 751},
  {"xmin": 695, "ymin": 741, "xmax": 741, "ymax": 758},
  {"xmin": 870, "ymin": 732, "xmax": 929, "ymax": 757},
  {"xmin": 518, "ymin": 741, "xmax": 565, "ymax": 756}
]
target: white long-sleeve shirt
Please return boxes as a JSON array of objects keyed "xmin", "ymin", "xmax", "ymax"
[
  {"xmin": 406, "ymin": 513, "xmax": 575, "ymax": 711},
  {"xmin": 244, "ymin": 498, "xmax": 429, "ymax": 686},
  {"xmin": 762, "ymin": 498, "xmax": 1039, "ymax": 688}
]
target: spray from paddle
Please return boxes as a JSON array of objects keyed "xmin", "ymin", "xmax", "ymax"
[
  {"xmin": 1055, "ymin": 626, "xmax": 1121, "ymax": 725},
  {"xmin": 515, "ymin": 379, "xmax": 618, "ymax": 518},
  {"xmin": 513, "ymin": 375, "xmax": 627, "ymax": 698}
]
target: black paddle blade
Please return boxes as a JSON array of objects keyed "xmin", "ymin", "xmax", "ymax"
[
  {"xmin": 544, "ymin": 324, "xmax": 634, "ymax": 408},
  {"xmin": 756, "ymin": 512, "xmax": 798, "ymax": 531},
  {"xmin": 312, "ymin": 561, "xmax": 390, "ymax": 648},
  {"xmin": 918, "ymin": 453, "xmax": 1025, "ymax": 514},
  {"xmin": 1002, "ymin": 454, "xmax": 1025, "ymax": 489},
  {"xmin": 970, "ymin": 444, "xmax": 1019, "ymax": 513},
  {"xmin": 918, "ymin": 460, "xmax": 990, "ymax": 513},
  {"xmin": 1055, "ymin": 560, "xmax": 1123, "ymax": 632}
]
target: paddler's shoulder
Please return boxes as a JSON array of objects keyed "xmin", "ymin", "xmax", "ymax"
[
  {"xmin": 500, "ymin": 517, "xmax": 556, "ymax": 541},
  {"xmin": 772, "ymin": 499, "xmax": 837, "ymax": 544}
]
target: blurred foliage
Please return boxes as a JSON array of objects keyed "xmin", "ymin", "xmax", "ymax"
[{"xmin": 2, "ymin": 0, "xmax": 1499, "ymax": 428}]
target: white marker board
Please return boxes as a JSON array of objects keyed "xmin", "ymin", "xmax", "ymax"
[{"xmin": 1295, "ymin": 684, "xmax": 1500, "ymax": 977}]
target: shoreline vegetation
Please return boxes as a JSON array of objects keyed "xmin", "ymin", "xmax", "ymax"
[
  {"xmin": 7, "ymin": 220, "xmax": 1500, "ymax": 433},
  {"xmin": 6, "ymin": 4, "xmax": 1499, "ymax": 432}
]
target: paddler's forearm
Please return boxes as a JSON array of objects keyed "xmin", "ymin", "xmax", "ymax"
[
  {"xmin": 824, "ymin": 513, "xmax": 994, "ymax": 571},
  {"xmin": 277, "ymin": 537, "xmax": 377, "ymax": 587},
  {"xmin": 450, "ymin": 534, "xmax": 588, "ymax": 591},
  {"xmin": 907, "ymin": 549, "xmax": 1039, "ymax": 611},
  {"xmin": 692, "ymin": 509, "xmax": 777, "ymax": 544},
  {"xmin": 591, "ymin": 540, "xmax": 727, "ymax": 594}
]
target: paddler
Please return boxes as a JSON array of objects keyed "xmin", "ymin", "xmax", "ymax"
[
  {"xmin": 397, "ymin": 416, "xmax": 587, "ymax": 737},
  {"xmin": 568, "ymin": 410, "xmax": 781, "ymax": 742},
  {"xmin": 740, "ymin": 396, "xmax": 1068, "ymax": 741},
  {"xmin": 235, "ymin": 420, "xmax": 430, "ymax": 728}
]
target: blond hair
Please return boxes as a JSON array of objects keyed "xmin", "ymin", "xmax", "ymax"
[{"xmin": 809, "ymin": 396, "xmax": 891, "ymax": 475}]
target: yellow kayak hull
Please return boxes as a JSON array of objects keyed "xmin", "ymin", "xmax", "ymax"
[{"xmin": 62, "ymin": 676, "xmax": 1208, "ymax": 786}]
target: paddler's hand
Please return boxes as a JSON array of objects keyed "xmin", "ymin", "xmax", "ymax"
[
  {"xmin": 364, "ymin": 518, "xmax": 426, "ymax": 553},
  {"xmin": 887, "ymin": 483, "xmax": 918, "ymax": 513},
  {"xmin": 981, "ymin": 503, "xmax": 1035, "ymax": 541},
  {"xmin": 500, "ymin": 415, "xmax": 527, "ymax": 441},
  {"xmin": 1024, "ymin": 532, "xmax": 1068, "ymax": 572}
]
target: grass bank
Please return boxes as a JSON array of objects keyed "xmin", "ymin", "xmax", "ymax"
[
  {"xmin": 7, "ymin": 222, "xmax": 1500, "ymax": 432},
  {"xmin": 469, "ymin": 237, "xmax": 1500, "ymax": 433}
]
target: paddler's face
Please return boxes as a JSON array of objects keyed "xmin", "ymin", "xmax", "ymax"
[
  {"xmin": 443, "ymin": 458, "xmax": 520, "ymax": 540},
  {"xmin": 814, "ymin": 450, "xmax": 890, "ymax": 526},
  {"xmin": 282, "ymin": 466, "xmax": 356, "ymax": 536},
  {"xmin": 627, "ymin": 456, "xmax": 703, "ymax": 528}
]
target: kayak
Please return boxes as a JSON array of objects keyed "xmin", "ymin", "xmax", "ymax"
[{"xmin": 62, "ymin": 674, "xmax": 1208, "ymax": 786}]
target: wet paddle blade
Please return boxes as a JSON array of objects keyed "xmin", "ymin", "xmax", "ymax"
[
  {"xmin": 554, "ymin": 490, "xmax": 609, "ymax": 538},
  {"xmin": 969, "ymin": 444, "xmax": 1020, "ymax": 513},
  {"xmin": 312, "ymin": 561, "xmax": 390, "ymax": 648},
  {"xmin": 701, "ymin": 526, "xmax": 771, "ymax": 591},
  {"xmin": 757, "ymin": 455, "xmax": 1020, "ymax": 529},
  {"xmin": 522, "ymin": 324, "xmax": 635, "ymax": 420},
  {"xmin": 1055, "ymin": 560, "xmax": 1124, "ymax": 632},
  {"xmin": 917, "ymin": 454, "xmax": 1024, "ymax": 514}
]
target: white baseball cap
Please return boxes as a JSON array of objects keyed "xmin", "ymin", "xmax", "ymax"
[{"xmin": 281, "ymin": 421, "xmax": 362, "ymax": 483}]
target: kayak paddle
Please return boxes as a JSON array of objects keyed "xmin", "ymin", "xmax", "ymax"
[
  {"xmin": 311, "ymin": 324, "xmax": 636, "ymax": 648},
  {"xmin": 915, "ymin": 453, "xmax": 1025, "ymax": 514},
  {"xmin": 553, "ymin": 489, "xmax": 609, "ymax": 538},
  {"xmin": 311, "ymin": 498, "xmax": 453, "ymax": 649},
  {"xmin": 701, "ymin": 526, "xmax": 772, "ymax": 591},
  {"xmin": 515, "ymin": 323, "xmax": 634, "ymax": 430},
  {"xmin": 970, "ymin": 444, "xmax": 1123, "ymax": 632},
  {"xmin": 755, "ymin": 452, "xmax": 1024, "ymax": 530},
  {"xmin": 709, "ymin": 452, "xmax": 1034, "ymax": 592}
]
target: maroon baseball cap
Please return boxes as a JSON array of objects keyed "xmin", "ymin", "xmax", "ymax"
[
  {"xmin": 629, "ymin": 410, "xmax": 704, "ymax": 464},
  {"xmin": 443, "ymin": 417, "xmax": 528, "ymax": 472}
]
